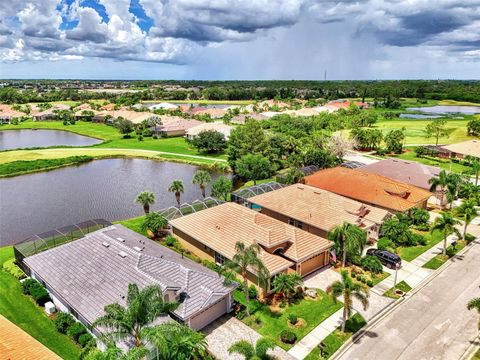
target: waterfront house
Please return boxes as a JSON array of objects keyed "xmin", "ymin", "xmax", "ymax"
[
  {"xmin": 150, "ymin": 118, "xmax": 203, "ymax": 137},
  {"xmin": 185, "ymin": 122, "xmax": 232, "ymax": 140},
  {"xmin": 247, "ymin": 184, "xmax": 390, "ymax": 241},
  {"xmin": 23, "ymin": 224, "xmax": 235, "ymax": 331},
  {"xmin": 169, "ymin": 202, "xmax": 333, "ymax": 293},
  {"xmin": 0, "ymin": 105, "xmax": 25, "ymax": 124}
]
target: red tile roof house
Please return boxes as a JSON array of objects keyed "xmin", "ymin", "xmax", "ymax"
[
  {"xmin": 358, "ymin": 158, "xmax": 446, "ymax": 207},
  {"xmin": 304, "ymin": 167, "xmax": 432, "ymax": 213},
  {"xmin": 0, "ymin": 105, "xmax": 25, "ymax": 124},
  {"xmin": 150, "ymin": 118, "xmax": 203, "ymax": 137}
]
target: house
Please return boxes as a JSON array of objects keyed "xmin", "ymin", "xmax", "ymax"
[
  {"xmin": 148, "ymin": 102, "xmax": 178, "ymax": 111},
  {"xmin": 324, "ymin": 100, "xmax": 369, "ymax": 111},
  {"xmin": 230, "ymin": 113, "xmax": 268, "ymax": 125},
  {"xmin": 440, "ymin": 140, "xmax": 480, "ymax": 160},
  {"xmin": 22, "ymin": 224, "xmax": 235, "ymax": 331},
  {"xmin": 304, "ymin": 167, "xmax": 432, "ymax": 213},
  {"xmin": 185, "ymin": 122, "xmax": 232, "ymax": 140},
  {"xmin": 32, "ymin": 104, "xmax": 71, "ymax": 121},
  {"xmin": 0, "ymin": 105, "xmax": 25, "ymax": 124},
  {"xmin": 283, "ymin": 108, "xmax": 321, "ymax": 117},
  {"xmin": 169, "ymin": 203, "xmax": 333, "ymax": 292},
  {"xmin": 257, "ymin": 100, "xmax": 290, "ymax": 111},
  {"xmin": 194, "ymin": 108, "xmax": 227, "ymax": 119},
  {"xmin": 247, "ymin": 184, "xmax": 390, "ymax": 241},
  {"xmin": 358, "ymin": 158, "xmax": 446, "ymax": 207},
  {"xmin": 0, "ymin": 315, "xmax": 60, "ymax": 359},
  {"xmin": 150, "ymin": 118, "xmax": 203, "ymax": 137},
  {"xmin": 94, "ymin": 110, "xmax": 159, "ymax": 124}
]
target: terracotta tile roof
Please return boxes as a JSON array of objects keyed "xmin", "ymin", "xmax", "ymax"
[
  {"xmin": 0, "ymin": 315, "xmax": 60, "ymax": 359},
  {"xmin": 152, "ymin": 118, "xmax": 203, "ymax": 133},
  {"xmin": 194, "ymin": 108, "xmax": 227, "ymax": 118},
  {"xmin": 358, "ymin": 158, "xmax": 441, "ymax": 190},
  {"xmin": 442, "ymin": 140, "xmax": 480, "ymax": 158},
  {"xmin": 185, "ymin": 122, "xmax": 232, "ymax": 139},
  {"xmin": 170, "ymin": 203, "xmax": 332, "ymax": 274},
  {"xmin": 0, "ymin": 104, "xmax": 25, "ymax": 118},
  {"xmin": 249, "ymin": 184, "xmax": 389, "ymax": 233},
  {"xmin": 325, "ymin": 100, "xmax": 369, "ymax": 110},
  {"xmin": 304, "ymin": 167, "xmax": 432, "ymax": 212}
]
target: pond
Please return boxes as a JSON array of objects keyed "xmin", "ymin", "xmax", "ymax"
[
  {"xmin": 406, "ymin": 105, "xmax": 480, "ymax": 115},
  {"xmin": 399, "ymin": 114, "xmax": 442, "ymax": 119},
  {"xmin": 0, "ymin": 129, "xmax": 102, "ymax": 151},
  {"xmin": 0, "ymin": 158, "xmax": 223, "ymax": 245}
]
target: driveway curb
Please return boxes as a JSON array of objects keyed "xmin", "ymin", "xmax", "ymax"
[{"xmin": 330, "ymin": 239, "xmax": 479, "ymax": 360}]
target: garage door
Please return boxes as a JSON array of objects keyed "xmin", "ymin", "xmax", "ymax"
[
  {"xmin": 189, "ymin": 297, "xmax": 228, "ymax": 330},
  {"xmin": 301, "ymin": 252, "xmax": 327, "ymax": 276}
]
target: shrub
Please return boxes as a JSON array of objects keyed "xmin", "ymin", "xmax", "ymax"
[
  {"xmin": 288, "ymin": 314, "xmax": 298, "ymax": 325},
  {"xmin": 408, "ymin": 232, "xmax": 426, "ymax": 246},
  {"xmin": 350, "ymin": 254, "xmax": 362, "ymax": 266},
  {"xmin": 21, "ymin": 278, "xmax": 38, "ymax": 295},
  {"xmin": 235, "ymin": 310, "xmax": 246, "ymax": 320},
  {"xmin": 414, "ymin": 224, "xmax": 430, "ymax": 232},
  {"xmin": 248, "ymin": 285, "xmax": 258, "ymax": 299},
  {"xmin": 280, "ymin": 330, "xmax": 297, "ymax": 344},
  {"xmin": 355, "ymin": 274, "xmax": 361, "ymax": 281},
  {"xmin": 377, "ymin": 237, "xmax": 396, "ymax": 252},
  {"xmin": 465, "ymin": 233, "xmax": 476, "ymax": 243},
  {"xmin": 29, "ymin": 283, "xmax": 51, "ymax": 306},
  {"xmin": 142, "ymin": 129, "xmax": 153, "ymax": 137},
  {"xmin": 3, "ymin": 259, "xmax": 25, "ymax": 279},
  {"xmin": 359, "ymin": 276, "xmax": 367, "ymax": 284},
  {"xmin": 410, "ymin": 208, "xmax": 429, "ymax": 226},
  {"xmin": 152, "ymin": 135, "xmax": 158, "ymax": 139},
  {"xmin": 137, "ymin": 135, "xmax": 144, "ymax": 141},
  {"xmin": 78, "ymin": 333, "xmax": 94, "ymax": 348},
  {"xmin": 366, "ymin": 280, "xmax": 374, "ymax": 287},
  {"xmin": 360, "ymin": 255, "xmax": 383, "ymax": 274},
  {"xmin": 67, "ymin": 322, "xmax": 87, "ymax": 342},
  {"xmin": 164, "ymin": 235, "xmax": 177, "ymax": 247},
  {"xmin": 54, "ymin": 312, "xmax": 76, "ymax": 333}
]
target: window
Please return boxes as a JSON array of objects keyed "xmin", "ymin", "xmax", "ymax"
[
  {"xmin": 215, "ymin": 252, "xmax": 228, "ymax": 266},
  {"xmin": 288, "ymin": 218, "xmax": 303, "ymax": 229},
  {"xmin": 288, "ymin": 218, "xmax": 295, "ymax": 226}
]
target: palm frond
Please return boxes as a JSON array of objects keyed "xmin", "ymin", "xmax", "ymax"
[{"xmin": 229, "ymin": 340, "xmax": 255, "ymax": 359}]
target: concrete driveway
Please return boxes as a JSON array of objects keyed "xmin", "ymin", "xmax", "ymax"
[
  {"xmin": 203, "ymin": 315, "xmax": 296, "ymax": 360},
  {"xmin": 334, "ymin": 240, "xmax": 480, "ymax": 360}
]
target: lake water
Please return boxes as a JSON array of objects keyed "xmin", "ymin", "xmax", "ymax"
[
  {"xmin": 406, "ymin": 105, "xmax": 480, "ymax": 115},
  {"xmin": 0, "ymin": 158, "xmax": 222, "ymax": 245},
  {"xmin": 0, "ymin": 129, "xmax": 102, "ymax": 150},
  {"xmin": 399, "ymin": 114, "xmax": 442, "ymax": 119}
]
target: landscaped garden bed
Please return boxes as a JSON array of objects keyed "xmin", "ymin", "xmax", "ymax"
[
  {"xmin": 423, "ymin": 239, "xmax": 468, "ymax": 270},
  {"xmin": 304, "ymin": 313, "xmax": 367, "ymax": 359},
  {"xmin": 397, "ymin": 229, "xmax": 443, "ymax": 262},
  {"xmin": 233, "ymin": 288, "xmax": 342, "ymax": 350},
  {"xmin": 383, "ymin": 281, "xmax": 412, "ymax": 299}
]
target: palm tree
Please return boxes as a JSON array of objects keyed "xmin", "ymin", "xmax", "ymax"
[
  {"xmin": 272, "ymin": 273, "xmax": 302, "ymax": 302},
  {"xmin": 456, "ymin": 199, "xmax": 477, "ymax": 240},
  {"xmin": 429, "ymin": 170, "xmax": 449, "ymax": 208},
  {"xmin": 141, "ymin": 212, "xmax": 168, "ymax": 238},
  {"xmin": 472, "ymin": 159, "xmax": 480, "ymax": 186},
  {"xmin": 430, "ymin": 211, "xmax": 462, "ymax": 256},
  {"xmin": 142, "ymin": 322, "xmax": 208, "ymax": 359},
  {"xmin": 135, "ymin": 191, "xmax": 155, "ymax": 214},
  {"xmin": 168, "ymin": 180, "xmax": 184, "ymax": 206},
  {"xmin": 468, "ymin": 297, "xmax": 480, "ymax": 328},
  {"xmin": 228, "ymin": 338, "xmax": 275, "ymax": 360},
  {"xmin": 327, "ymin": 270, "xmax": 369, "ymax": 333},
  {"xmin": 446, "ymin": 173, "xmax": 463, "ymax": 209},
  {"xmin": 227, "ymin": 242, "xmax": 269, "ymax": 316},
  {"xmin": 93, "ymin": 284, "xmax": 179, "ymax": 347},
  {"xmin": 328, "ymin": 222, "xmax": 367, "ymax": 268},
  {"xmin": 192, "ymin": 170, "xmax": 211, "ymax": 198}
]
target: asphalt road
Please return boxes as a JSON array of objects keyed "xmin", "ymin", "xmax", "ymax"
[{"xmin": 336, "ymin": 240, "xmax": 480, "ymax": 360}]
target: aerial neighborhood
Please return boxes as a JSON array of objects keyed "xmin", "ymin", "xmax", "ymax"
[{"xmin": 1, "ymin": 79, "xmax": 480, "ymax": 360}]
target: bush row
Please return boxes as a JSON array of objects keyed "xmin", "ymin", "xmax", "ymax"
[
  {"xmin": 2, "ymin": 258, "xmax": 25, "ymax": 279},
  {"xmin": 21, "ymin": 278, "xmax": 51, "ymax": 306},
  {"xmin": 54, "ymin": 312, "xmax": 94, "ymax": 348}
]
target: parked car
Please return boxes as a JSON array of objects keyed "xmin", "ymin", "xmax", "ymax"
[{"xmin": 366, "ymin": 249, "xmax": 402, "ymax": 269}]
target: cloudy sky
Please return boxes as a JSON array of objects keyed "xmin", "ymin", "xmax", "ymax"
[{"xmin": 0, "ymin": 0, "xmax": 479, "ymax": 80}]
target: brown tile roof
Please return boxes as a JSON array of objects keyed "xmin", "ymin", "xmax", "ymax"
[
  {"xmin": 249, "ymin": 184, "xmax": 389, "ymax": 232},
  {"xmin": 0, "ymin": 315, "xmax": 60, "ymax": 359},
  {"xmin": 152, "ymin": 118, "xmax": 203, "ymax": 133},
  {"xmin": 170, "ymin": 203, "xmax": 332, "ymax": 274},
  {"xmin": 358, "ymin": 158, "xmax": 441, "ymax": 190},
  {"xmin": 0, "ymin": 105, "xmax": 25, "ymax": 118},
  {"xmin": 304, "ymin": 167, "xmax": 432, "ymax": 212},
  {"xmin": 442, "ymin": 140, "xmax": 480, "ymax": 158}
]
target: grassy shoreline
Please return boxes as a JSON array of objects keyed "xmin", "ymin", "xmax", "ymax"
[{"xmin": 0, "ymin": 156, "xmax": 94, "ymax": 178}]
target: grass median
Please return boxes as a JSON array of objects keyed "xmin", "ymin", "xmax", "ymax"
[{"xmin": 0, "ymin": 155, "xmax": 93, "ymax": 177}]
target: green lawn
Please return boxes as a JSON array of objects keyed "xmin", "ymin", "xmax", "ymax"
[
  {"xmin": 397, "ymin": 230, "xmax": 443, "ymax": 262},
  {"xmin": 234, "ymin": 289, "xmax": 342, "ymax": 350},
  {"xmin": 423, "ymin": 240, "xmax": 467, "ymax": 270},
  {"xmin": 116, "ymin": 215, "xmax": 147, "ymax": 236},
  {"xmin": 383, "ymin": 281, "xmax": 412, "ymax": 299},
  {"xmin": 95, "ymin": 136, "xmax": 227, "ymax": 160},
  {"xmin": 0, "ymin": 155, "xmax": 93, "ymax": 177},
  {"xmin": 0, "ymin": 120, "xmax": 119, "ymax": 141},
  {"xmin": 0, "ymin": 246, "xmax": 81, "ymax": 359},
  {"xmin": 387, "ymin": 149, "xmax": 473, "ymax": 174},
  {"xmin": 304, "ymin": 313, "xmax": 367, "ymax": 360}
]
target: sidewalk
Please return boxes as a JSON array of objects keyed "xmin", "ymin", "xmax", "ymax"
[{"xmin": 288, "ymin": 308, "xmax": 346, "ymax": 360}]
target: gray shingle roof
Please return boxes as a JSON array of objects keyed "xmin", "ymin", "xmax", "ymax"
[{"xmin": 24, "ymin": 224, "xmax": 235, "ymax": 325}]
